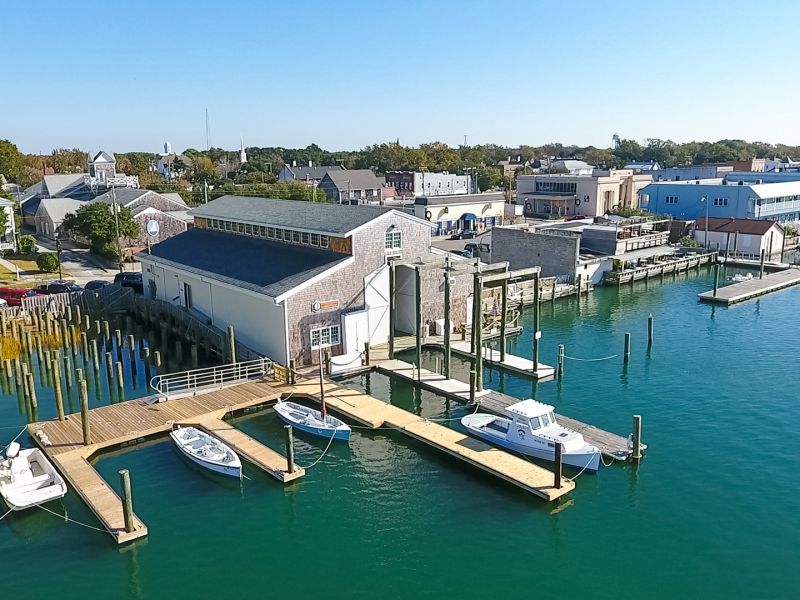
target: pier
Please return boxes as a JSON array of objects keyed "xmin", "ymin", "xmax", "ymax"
[
  {"xmin": 27, "ymin": 376, "xmax": 304, "ymax": 545},
  {"xmin": 698, "ymin": 266, "xmax": 800, "ymax": 305}
]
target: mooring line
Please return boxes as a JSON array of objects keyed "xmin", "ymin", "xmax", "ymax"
[
  {"xmin": 563, "ymin": 354, "xmax": 618, "ymax": 362},
  {"xmin": 34, "ymin": 503, "xmax": 107, "ymax": 533}
]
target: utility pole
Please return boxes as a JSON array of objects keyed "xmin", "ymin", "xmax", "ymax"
[{"xmin": 112, "ymin": 187, "xmax": 123, "ymax": 273}]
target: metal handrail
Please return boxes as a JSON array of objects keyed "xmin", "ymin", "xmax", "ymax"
[{"xmin": 149, "ymin": 358, "xmax": 273, "ymax": 397}]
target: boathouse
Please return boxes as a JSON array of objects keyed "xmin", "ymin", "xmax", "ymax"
[{"xmin": 137, "ymin": 195, "xmax": 474, "ymax": 366}]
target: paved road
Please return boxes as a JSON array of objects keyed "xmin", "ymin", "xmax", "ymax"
[{"xmin": 432, "ymin": 232, "xmax": 492, "ymax": 253}]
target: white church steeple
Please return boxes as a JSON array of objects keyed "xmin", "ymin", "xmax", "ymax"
[{"xmin": 239, "ymin": 136, "xmax": 247, "ymax": 165}]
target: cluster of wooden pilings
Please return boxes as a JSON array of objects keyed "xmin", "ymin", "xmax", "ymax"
[{"xmin": 0, "ymin": 304, "xmax": 166, "ymax": 422}]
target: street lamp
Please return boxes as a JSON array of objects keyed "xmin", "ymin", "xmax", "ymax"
[
  {"xmin": 111, "ymin": 188, "xmax": 123, "ymax": 273},
  {"xmin": 700, "ymin": 196, "xmax": 709, "ymax": 249},
  {"xmin": 54, "ymin": 232, "xmax": 63, "ymax": 281}
]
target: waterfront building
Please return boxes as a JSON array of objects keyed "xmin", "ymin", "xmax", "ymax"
[
  {"xmin": 647, "ymin": 165, "xmax": 732, "ymax": 182},
  {"xmin": 385, "ymin": 171, "xmax": 472, "ymax": 198},
  {"xmin": 412, "ymin": 192, "xmax": 506, "ymax": 236},
  {"xmin": 137, "ymin": 196, "xmax": 473, "ymax": 366},
  {"xmin": 694, "ymin": 217, "xmax": 785, "ymax": 257},
  {"xmin": 516, "ymin": 169, "xmax": 652, "ymax": 218},
  {"xmin": 639, "ymin": 179, "xmax": 800, "ymax": 226}
]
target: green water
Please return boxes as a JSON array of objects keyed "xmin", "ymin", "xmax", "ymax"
[{"xmin": 2, "ymin": 266, "xmax": 800, "ymax": 599}]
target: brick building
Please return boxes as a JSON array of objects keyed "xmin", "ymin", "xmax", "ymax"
[{"xmin": 137, "ymin": 195, "xmax": 474, "ymax": 366}]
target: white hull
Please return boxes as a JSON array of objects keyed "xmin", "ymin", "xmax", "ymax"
[
  {"xmin": 462, "ymin": 412, "xmax": 601, "ymax": 472},
  {"xmin": 0, "ymin": 447, "xmax": 68, "ymax": 511},
  {"xmin": 274, "ymin": 401, "xmax": 351, "ymax": 442},
  {"xmin": 170, "ymin": 427, "xmax": 242, "ymax": 478}
]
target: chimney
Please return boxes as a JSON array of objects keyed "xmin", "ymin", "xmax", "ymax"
[
  {"xmin": 292, "ymin": 160, "xmax": 297, "ymax": 167},
  {"xmin": 309, "ymin": 160, "xmax": 313, "ymax": 167}
]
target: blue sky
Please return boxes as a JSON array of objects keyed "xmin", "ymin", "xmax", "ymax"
[{"xmin": 4, "ymin": 0, "xmax": 798, "ymax": 154}]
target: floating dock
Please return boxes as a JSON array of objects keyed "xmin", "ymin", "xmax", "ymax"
[
  {"xmin": 27, "ymin": 380, "xmax": 303, "ymax": 544},
  {"xmin": 698, "ymin": 267, "xmax": 800, "ymax": 305}
]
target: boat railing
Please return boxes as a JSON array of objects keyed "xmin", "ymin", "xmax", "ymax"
[{"xmin": 149, "ymin": 358, "xmax": 274, "ymax": 399}]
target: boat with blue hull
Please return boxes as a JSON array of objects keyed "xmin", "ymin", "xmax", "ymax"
[
  {"xmin": 461, "ymin": 400, "xmax": 601, "ymax": 472},
  {"xmin": 274, "ymin": 401, "xmax": 351, "ymax": 442}
]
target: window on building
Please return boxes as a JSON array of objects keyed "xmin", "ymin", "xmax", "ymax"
[
  {"xmin": 292, "ymin": 230, "xmax": 301, "ymax": 243},
  {"xmin": 713, "ymin": 197, "xmax": 728, "ymax": 206},
  {"xmin": 385, "ymin": 228, "xmax": 402, "ymax": 250},
  {"xmin": 245, "ymin": 224, "xmax": 252, "ymax": 234},
  {"xmin": 225, "ymin": 220, "xmax": 232, "ymax": 231},
  {"xmin": 267, "ymin": 227, "xmax": 275, "ymax": 238},
  {"xmin": 310, "ymin": 325, "xmax": 341, "ymax": 349},
  {"xmin": 237, "ymin": 223, "xmax": 245, "ymax": 233},
  {"xmin": 302, "ymin": 232, "xmax": 310, "ymax": 244},
  {"xmin": 283, "ymin": 229, "xmax": 292, "ymax": 242},
  {"xmin": 320, "ymin": 235, "xmax": 329, "ymax": 248},
  {"xmin": 534, "ymin": 181, "xmax": 578, "ymax": 195},
  {"xmin": 665, "ymin": 195, "xmax": 679, "ymax": 205},
  {"xmin": 310, "ymin": 233, "xmax": 320, "ymax": 246},
  {"xmin": 259, "ymin": 226, "xmax": 266, "ymax": 237}
]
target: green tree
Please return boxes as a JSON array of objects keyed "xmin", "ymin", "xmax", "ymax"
[
  {"xmin": 62, "ymin": 203, "xmax": 139, "ymax": 258},
  {"xmin": 190, "ymin": 155, "xmax": 218, "ymax": 182},
  {"xmin": 36, "ymin": 252, "xmax": 59, "ymax": 272},
  {"xmin": 0, "ymin": 139, "xmax": 24, "ymax": 181},
  {"xmin": 612, "ymin": 139, "xmax": 643, "ymax": 167},
  {"xmin": 17, "ymin": 234, "xmax": 37, "ymax": 254},
  {"xmin": 476, "ymin": 167, "xmax": 503, "ymax": 191}
]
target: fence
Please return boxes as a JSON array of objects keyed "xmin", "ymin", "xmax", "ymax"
[
  {"xmin": 21, "ymin": 291, "xmax": 81, "ymax": 314},
  {"xmin": 149, "ymin": 358, "xmax": 274, "ymax": 398}
]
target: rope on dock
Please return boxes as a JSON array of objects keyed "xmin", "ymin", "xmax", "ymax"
[
  {"xmin": 2, "ymin": 426, "xmax": 28, "ymax": 451},
  {"xmin": 295, "ymin": 426, "xmax": 339, "ymax": 470},
  {"xmin": 563, "ymin": 354, "xmax": 618, "ymax": 362},
  {"xmin": 34, "ymin": 502, "xmax": 107, "ymax": 534}
]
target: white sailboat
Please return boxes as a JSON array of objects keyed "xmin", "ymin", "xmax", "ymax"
[
  {"xmin": 0, "ymin": 442, "xmax": 68, "ymax": 511},
  {"xmin": 461, "ymin": 400, "xmax": 601, "ymax": 472}
]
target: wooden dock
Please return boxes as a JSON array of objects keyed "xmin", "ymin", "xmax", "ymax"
[
  {"xmin": 698, "ymin": 267, "xmax": 800, "ymax": 305},
  {"xmin": 276, "ymin": 376, "xmax": 574, "ymax": 501},
  {"xmin": 376, "ymin": 358, "xmax": 491, "ymax": 401},
  {"xmin": 27, "ymin": 379, "xmax": 303, "ymax": 544}
]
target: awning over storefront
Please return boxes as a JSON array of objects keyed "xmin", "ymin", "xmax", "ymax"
[{"xmin": 461, "ymin": 213, "xmax": 477, "ymax": 221}]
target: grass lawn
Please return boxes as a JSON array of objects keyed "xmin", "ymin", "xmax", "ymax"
[{"xmin": 3, "ymin": 254, "xmax": 70, "ymax": 279}]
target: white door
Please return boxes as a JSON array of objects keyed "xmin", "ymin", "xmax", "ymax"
[
  {"xmin": 342, "ymin": 310, "xmax": 369, "ymax": 356},
  {"xmin": 364, "ymin": 265, "xmax": 390, "ymax": 344}
]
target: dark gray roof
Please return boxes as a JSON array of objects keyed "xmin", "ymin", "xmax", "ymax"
[
  {"xmin": 283, "ymin": 165, "xmax": 342, "ymax": 180},
  {"xmin": 190, "ymin": 195, "xmax": 394, "ymax": 235},
  {"xmin": 321, "ymin": 169, "xmax": 382, "ymax": 191},
  {"xmin": 415, "ymin": 192, "xmax": 506, "ymax": 206},
  {"xmin": 144, "ymin": 228, "xmax": 350, "ymax": 298}
]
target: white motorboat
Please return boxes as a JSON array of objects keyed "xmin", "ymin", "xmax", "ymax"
[
  {"xmin": 170, "ymin": 426, "xmax": 242, "ymax": 478},
  {"xmin": 0, "ymin": 442, "xmax": 68, "ymax": 511},
  {"xmin": 461, "ymin": 400, "xmax": 601, "ymax": 472},
  {"xmin": 730, "ymin": 272, "xmax": 753, "ymax": 283},
  {"xmin": 274, "ymin": 400, "xmax": 351, "ymax": 442}
]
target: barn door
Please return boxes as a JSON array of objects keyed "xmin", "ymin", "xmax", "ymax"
[{"xmin": 364, "ymin": 265, "xmax": 390, "ymax": 344}]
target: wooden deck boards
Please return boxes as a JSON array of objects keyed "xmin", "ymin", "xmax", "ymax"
[{"xmin": 698, "ymin": 267, "xmax": 800, "ymax": 305}]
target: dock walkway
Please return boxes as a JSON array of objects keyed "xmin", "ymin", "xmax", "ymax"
[
  {"xmin": 698, "ymin": 267, "xmax": 800, "ymax": 305},
  {"xmin": 27, "ymin": 380, "xmax": 303, "ymax": 544}
]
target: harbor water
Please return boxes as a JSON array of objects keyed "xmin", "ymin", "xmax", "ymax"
[{"xmin": 2, "ymin": 266, "xmax": 799, "ymax": 599}]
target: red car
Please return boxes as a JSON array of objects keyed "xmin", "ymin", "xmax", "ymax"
[{"xmin": 0, "ymin": 287, "xmax": 40, "ymax": 307}]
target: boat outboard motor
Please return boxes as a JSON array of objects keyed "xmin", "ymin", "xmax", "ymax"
[{"xmin": 5, "ymin": 442, "xmax": 20, "ymax": 459}]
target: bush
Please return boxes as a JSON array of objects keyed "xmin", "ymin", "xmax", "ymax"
[
  {"xmin": 36, "ymin": 252, "xmax": 60, "ymax": 272},
  {"xmin": 678, "ymin": 235, "xmax": 699, "ymax": 248},
  {"xmin": 17, "ymin": 234, "xmax": 36, "ymax": 254}
]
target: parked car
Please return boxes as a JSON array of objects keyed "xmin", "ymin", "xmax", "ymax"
[
  {"xmin": 449, "ymin": 249, "xmax": 472, "ymax": 258},
  {"xmin": 36, "ymin": 280, "xmax": 83, "ymax": 295},
  {"xmin": 0, "ymin": 298, "xmax": 7, "ymax": 309},
  {"xmin": 0, "ymin": 287, "xmax": 40, "ymax": 306},
  {"xmin": 449, "ymin": 230, "xmax": 479, "ymax": 240},
  {"xmin": 84, "ymin": 280, "xmax": 113, "ymax": 291},
  {"xmin": 114, "ymin": 272, "xmax": 143, "ymax": 294}
]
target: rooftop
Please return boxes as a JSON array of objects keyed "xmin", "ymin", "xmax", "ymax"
[
  {"xmin": 190, "ymin": 195, "xmax": 397, "ymax": 236},
  {"xmin": 144, "ymin": 228, "xmax": 351, "ymax": 298},
  {"xmin": 507, "ymin": 399, "xmax": 555, "ymax": 419},
  {"xmin": 36, "ymin": 197, "xmax": 86, "ymax": 222},
  {"xmin": 283, "ymin": 165, "xmax": 342, "ymax": 180},
  {"xmin": 415, "ymin": 192, "xmax": 506, "ymax": 206},
  {"xmin": 696, "ymin": 217, "xmax": 780, "ymax": 235},
  {"xmin": 321, "ymin": 169, "xmax": 382, "ymax": 190}
]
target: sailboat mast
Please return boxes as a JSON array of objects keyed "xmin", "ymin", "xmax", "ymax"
[{"xmin": 318, "ymin": 347, "xmax": 326, "ymax": 420}]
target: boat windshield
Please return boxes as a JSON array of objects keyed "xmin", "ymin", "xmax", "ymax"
[
  {"xmin": 540, "ymin": 412, "xmax": 553, "ymax": 427},
  {"xmin": 529, "ymin": 417, "xmax": 541, "ymax": 430}
]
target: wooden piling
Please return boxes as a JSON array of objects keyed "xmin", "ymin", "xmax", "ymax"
[
  {"xmin": 557, "ymin": 344, "xmax": 564, "ymax": 377},
  {"xmin": 632, "ymin": 415, "xmax": 643, "ymax": 460},
  {"xmin": 69, "ymin": 324, "xmax": 78, "ymax": 350},
  {"xmin": 713, "ymin": 262, "xmax": 720, "ymax": 297},
  {"xmin": 115, "ymin": 329, "xmax": 122, "ymax": 351},
  {"xmin": 116, "ymin": 362, "xmax": 124, "ymax": 392},
  {"xmin": 64, "ymin": 353, "xmax": 73, "ymax": 388},
  {"xmin": 153, "ymin": 350, "xmax": 162, "ymax": 370},
  {"xmin": 554, "ymin": 442, "xmax": 563, "ymax": 489},
  {"xmin": 74, "ymin": 305, "xmax": 82, "ymax": 326},
  {"xmin": 443, "ymin": 261, "xmax": 452, "ymax": 378},
  {"xmin": 469, "ymin": 370, "xmax": 476, "ymax": 405},
  {"xmin": 83, "ymin": 314, "xmax": 90, "ymax": 332},
  {"xmin": 128, "ymin": 334, "xmax": 136, "ymax": 356},
  {"xmin": 190, "ymin": 343, "xmax": 199, "ymax": 369},
  {"xmin": 102, "ymin": 320, "xmax": 111, "ymax": 341},
  {"xmin": 363, "ymin": 342, "xmax": 370, "ymax": 367},
  {"xmin": 81, "ymin": 331, "xmax": 89, "ymax": 361},
  {"xmin": 414, "ymin": 266, "xmax": 422, "ymax": 382},
  {"xmin": 499, "ymin": 279, "xmax": 508, "ymax": 362},
  {"xmin": 759, "ymin": 249, "xmax": 766, "ymax": 279},
  {"xmin": 66, "ymin": 305, "xmax": 73, "ymax": 324},
  {"xmin": 53, "ymin": 359, "xmax": 65, "ymax": 421},
  {"xmin": 106, "ymin": 352, "xmax": 114, "ymax": 383},
  {"xmin": 624, "ymin": 332, "xmax": 631, "ymax": 363},
  {"xmin": 91, "ymin": 339, "xmax": 99, "ymax": 371},
  {"xmin": 532, "ymin": 272, "xmax": 541, "ymax": 370},
  {"xmin": 472, "ymin": 267, "xmax": 483, "ymax": 391},
  {"xmin": 119, "ymin": 469, "xmax": 135, "ymax": 534},
  {"xmin": 35, "ymin": 337, "xmax": 43, "ymax": 365},
  {"xmin": 80, "ymin": 379, "xmax": 91, "ymax": 445},
  {"xmin": 285, "ymin": 425, "xmax": 295, "ymax": 474},
  {"xmin": 647, "ymin": 314, "xmax": 654, "ymax": 347},
  {"xmin": 388, "ymin": 260, "xmax": 396, "ymax": 359},
  {"xmin": 226, "ymin": 325, "xmax": 236, "ymax": 363},
  {"xmin": 26, "ymin": 371, "xmax": 38, "ymax": 408},
  {"xmin": 3, "ymin": 359, "xmax": 11, "ymax": 380}
]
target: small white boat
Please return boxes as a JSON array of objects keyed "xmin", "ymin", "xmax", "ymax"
[
  {"xmin": 274, "ymin": 400, "xmax": 351, "ymax": 442},
  {"xmin": 730, "ymin": 272, "xmax": 753, "ymax": 283},
  {"xmin": 0, "ymin": 442, "xmax": 68, "ymax": 511},
  {"xmin": 461, "ymin": 400, "xmax": 601, "ymax": 472},
  {"xmin": 169, "ymin": 426, "xmax": 242, "ymax": 478}
]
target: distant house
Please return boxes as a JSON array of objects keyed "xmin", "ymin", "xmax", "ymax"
[
  {"xmin": 497, "ymin": 157, "xmax": 527, "ymax": 178},
  {"xmin": 318, "ymin": 169, "xmax": 384, "ymax": 203},
  {"xmin": 157, "ymin": 153, "xmax": 194, "ymax": 182},
  {"xmin": 625, "ymin": 161, "xmax": 661, "ymax": 173},
  {"xmin": 84, "ymin": 151, "xmax": 139, "ymax": 192},
  {"xmin": 34, "ymin": 198, "xmax": 86, "ymax": 238},
  {"xmin": 92, "ymin": 188, "xmax": 192, "ymax": 248},
  {"xmin": 277, "ymin": 163, "xmax": 343, "ymax": 186},
  {"xmin": 0, "ymin": 197, "xmax": 17, "ymax": 251},
  {"xmin": 384, "ymin": 171, "xmax": 471, "ymax": 198},
  {"xmin": 551, "ymin": 159, "xmax": 595, "ymax": 175}
]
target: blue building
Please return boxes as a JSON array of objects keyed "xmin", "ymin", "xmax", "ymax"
[{"xmin": 639, "ymin": 179, "xmax": 800, "ymax": 226}]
